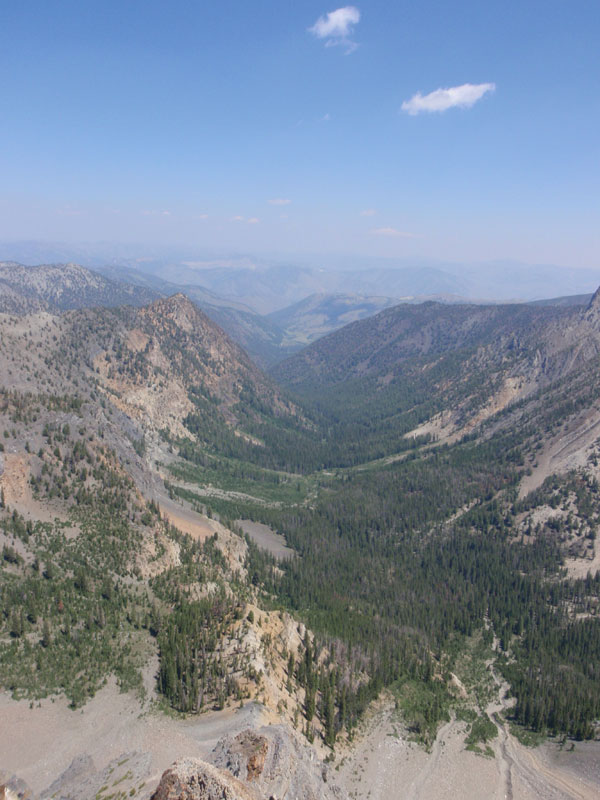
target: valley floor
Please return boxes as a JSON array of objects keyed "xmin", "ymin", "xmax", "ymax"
[
  {"xmin": 0, "ymin": 682, "xmax": 266, "ymax": 797},
  {"xmin": 336, "ymin": 702, "xmax": 600, "ymax": 800},
  {"xmin": 2, "ymin": 677, "xmax": 600, "ymax": 799}
]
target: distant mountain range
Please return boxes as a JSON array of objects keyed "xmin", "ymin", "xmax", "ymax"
[
  {"xmin": 271, "ymin": 289, "xmax": 600, "ymax": 475},
  {"xmin": 267, "ymin": 293, "xmax": 401, "ymax": 346},
  {"xmin": 1, "ymin": 258, "xmax": 595, "ymax": 371},
  {"xmin": 2, "ymin": 241, "xmax": 600, "ymax": 311},
  {"xmin": 153, "ymin": 264, "xmax": 465, "ymax": 314}
]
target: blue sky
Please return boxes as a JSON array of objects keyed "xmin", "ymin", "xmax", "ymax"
[{"xmin": 1, "ymin": 1, "xmax": 599, "ymax": 266}]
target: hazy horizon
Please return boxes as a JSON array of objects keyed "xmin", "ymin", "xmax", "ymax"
[
  {"xmin": 1, "ymin": 2, "xmax": 599, "ymax": 268},
  {"xmin": 3, "ymin": 238, "xmax": 600, "ymax": 309},
  {"xmin": 1, "ymin": 237, "xmax": 599, "ymax": 274}
]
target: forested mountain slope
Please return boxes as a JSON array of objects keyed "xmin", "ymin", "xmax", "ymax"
[
  {"xmin": 267, "ymin": 293, "xmax": 401, "ymax": 346},
  {"xmin": 272, "ymin": 299, "xmax": 569, "ymax": 386},
  {"xmin": 0, "ymin": 292, "xmax": 299, "ymax": 452},
  {"xmin": 0, "ymin": 261, "xmax": 159, "ymax": 313},
  {"xmin": 0, "ymin": 293, "xmax": 313, "ymax": 724},
  {"xmin": 271, "ymin": 292, "xmax": 600, "ymax": 462},
  {"xmin": 2, "ymin": 285, "xmax": 600, "ymax": 797}
]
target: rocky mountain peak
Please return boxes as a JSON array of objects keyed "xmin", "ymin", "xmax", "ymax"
[
  {"xmin": 587, "ymin": 284, "xmax": 600, "ymax": 312},
  {"xmin": 149, "ymin": 758, "xmax": 256, "ymax": 800},
  {"xmin": 140, "ymin": 293, "xmax": 254, "ymax": 368},
  {"xmin": 148, "ymin": 725, "xmax": 349, "ymax": 800},
  {"xmin": 581, "ymin": 284, "xmax": 600, "ymax": 330},
  {"xmin": 145, "ymin": 292, "xmax": 206, "ymax": 331},
  {"xmin": 157, "ymin": 291, "xmax": 197, "ymax": 311}
]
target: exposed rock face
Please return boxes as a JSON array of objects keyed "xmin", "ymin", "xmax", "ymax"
[
  {"xmin": 587, "ymin": 285, "xmax": 600, "ymax": 311},
  {"xmin": 0, "ymin": 771, "xmax": 34, "ymax": 800},
  {"xmin": 210, "ymin": 726, "xmax": 348, "ymax": 800},
  {"xmin": 212, "ymin": 731, "xmax": 269, "ymax": 783},
  {"xmin": 149, "ymin": 759, "xmax": 256, "ymax": 800},
  {"xmin": 148, "ymin": 725, "xmax": 349, "ymax": 800}
]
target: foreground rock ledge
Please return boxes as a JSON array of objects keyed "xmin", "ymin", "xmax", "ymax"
[{"xmin": 150, "ymin": 758, "xmax": 258, "ymax": 800}]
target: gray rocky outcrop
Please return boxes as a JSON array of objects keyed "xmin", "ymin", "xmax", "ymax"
[
  {"xmin": 149, "ymin": 758, "xmax": 256, "ymax": 800},
  {"xmin": 210, "ymin": 725, "xmax": 348, "ymax": 800},
  {"xmin": 0, "ymin": 771, "xmax": 34, "ymax": 800},
  {"xmin": 148, "ymin": 724, "xmax": 349, "ymax": 800}
]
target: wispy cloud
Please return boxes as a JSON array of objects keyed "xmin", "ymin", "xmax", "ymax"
[
  {"xmin": 269, "ymin": 198, "xmax": 291, "ymax": 206},
  {"xmin": 142, "ymin": 209, "xmax": 171, "ymax": 216},
  {"xmin": 232, "ymin": 215, "xmax": 260, "ymax": 224},
  {"xmin": 309, "ymin": 6, "xmax": 360, "ymax": 53},
  {"xmin": 322, "ymin": 113, "xmax": 331, "ymax": 121},
  {"xmin": 360, "ymin": 209, "xmax": 376, "ymax": 217},
  {"xmin": 401, "ymin": 82, "xmax": 495, "ymax": 115},
  {"xmin": 371, "ymin": 227, "xmax": 417, "ymax": 238}
]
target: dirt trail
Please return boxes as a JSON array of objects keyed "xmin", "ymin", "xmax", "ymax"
[
  {"xmin": 487, "ymin": 663, "xmax": 598, "ymax": 800},
  {"xmin": 487, "ymin": 665, "xmax": 515, "ymax": 800},
  {"xmin": 338, "ymin": 666, "xmax": 600, "ymax": 800},
  {"xmin": 404, "ymin": 718, "xmax": 457, "ymax": 800}
]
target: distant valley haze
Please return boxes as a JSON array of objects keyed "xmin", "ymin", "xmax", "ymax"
[{"xmin": 1, "ymin": 240, "xmax": 599, "ymax": 312}]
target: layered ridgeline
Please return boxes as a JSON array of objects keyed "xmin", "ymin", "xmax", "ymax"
[
  {"xmin": 2, "ymin": 283, "xmax": 600, "ymax": 771},
  {"xmin": 0, "ymin": 261, "xmax": 160, "ymax": 313},
  {"xmin": 271, "ymin": 296, "xmax": 596, "ymax": 464},
  {"xmin": 266, "ymin": 292, "xmax": 401, "ymax": 347},
  {"xmin": 0, "ymin": 261, "xmax": 294, "ymax": 368},
  {"xmin": 96, "ymin": 263, "xmax": 298, "ymax": 368}
]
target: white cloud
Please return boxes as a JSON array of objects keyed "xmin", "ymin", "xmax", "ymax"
[
  {"xmin": 309, "ymin": 6, "xmax": 360, "ymax": 52},
  {"xmin": 142, "ymin": 209, "xmax": 171, "ymax": 216},
  {"xmin": 401, "ymin": 82, "xmax": 495, "ymax": 115},
  {"xmin": 269, "ymin": 198, "xmax": 291, "ymax": 206},
  {"xmin": 371, "ymin": 227, "xmax": 416, "ymax": 238},
  {"xmin": 360, "ymin": 209, "xmax": 376, "ymax": 217},
  {"xmin": 322, "ymin": 113, "xmax": 331, "ymax": 121},
  {"xmin": 232, "ymin": 215, "xmax": 259, "ymax": 224}
]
